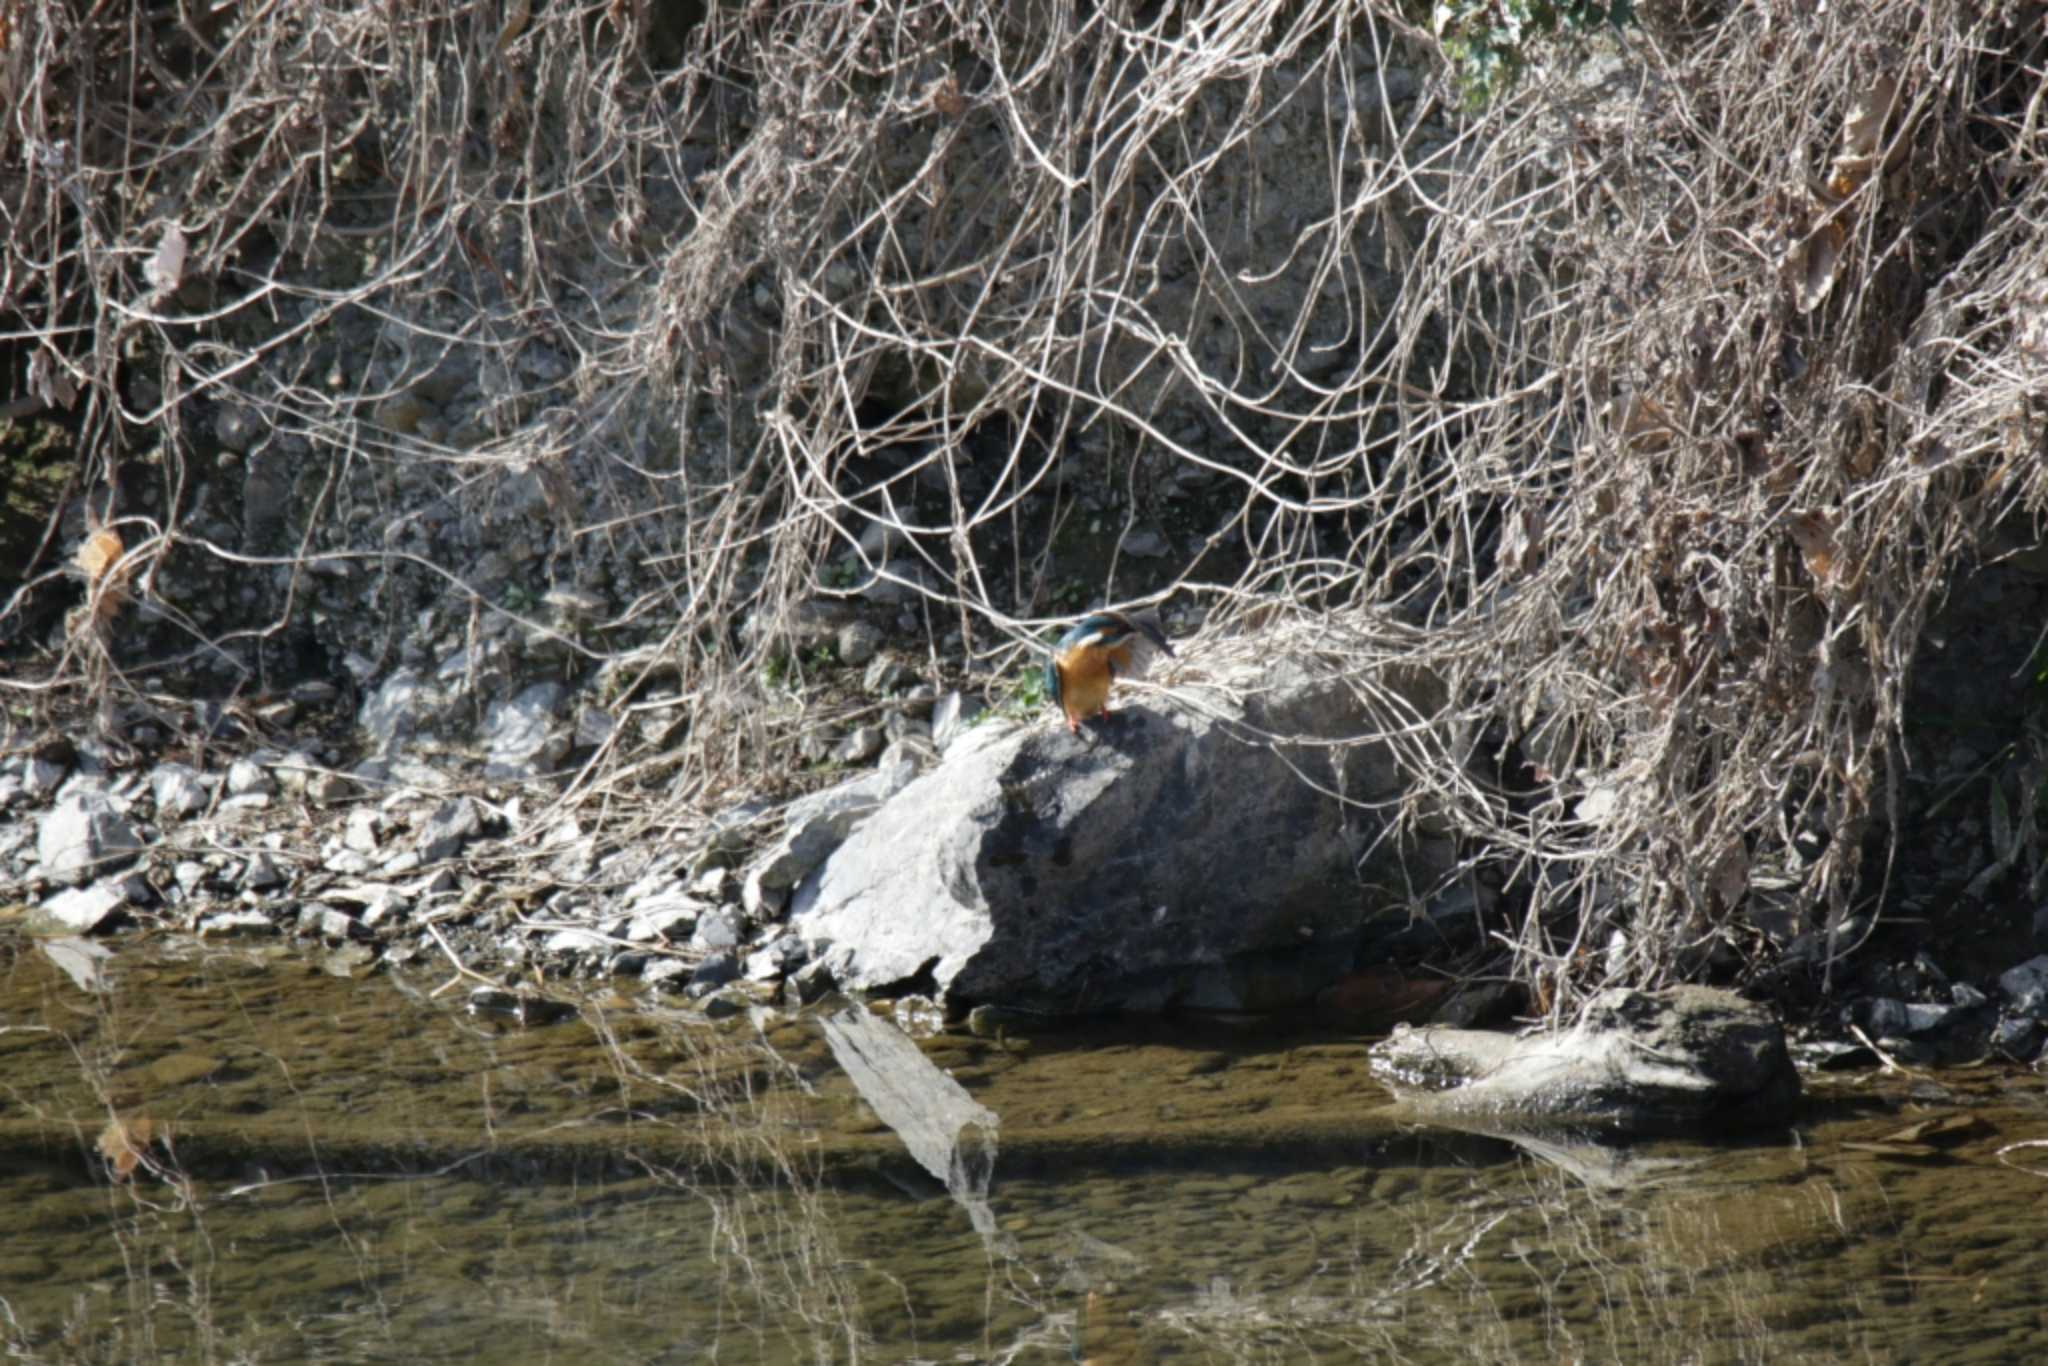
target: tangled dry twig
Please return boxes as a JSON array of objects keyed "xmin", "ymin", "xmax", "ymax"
[{"xmin": 3, "ymin": 0, "xmax": 2043, "ymax": 1008}]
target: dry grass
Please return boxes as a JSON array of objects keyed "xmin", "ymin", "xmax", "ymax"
[{"xmin": 2, "ymin": 0, "xmax": 2044, "ymax": 1006}]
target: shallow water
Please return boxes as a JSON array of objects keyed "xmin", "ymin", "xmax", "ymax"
[{"xmin": 2, "ymin": 932, "xmax": 2046, "ymax": 1364}]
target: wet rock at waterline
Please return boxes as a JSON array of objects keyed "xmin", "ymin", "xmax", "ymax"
[
  {"xmin": 1849, "ymin": 991, "xmax": 1995, "ymax": 1066},
  {"xmin": 790, "ymin": 656, "xmax": 1458, "ymax": 1014},
  {"xmin": 1368, "ymin": 985, "xmax": 1800, "ymax": 1137}
]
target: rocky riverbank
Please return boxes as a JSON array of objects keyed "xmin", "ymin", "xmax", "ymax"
[{"xmin": 10, "ymin": 546, "xmax": 2048, "ymax": 1087}]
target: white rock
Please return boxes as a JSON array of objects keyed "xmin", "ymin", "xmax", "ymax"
[
  {"xmin": 227, "ymin": 758, "xmax": 277, "ymax": 797},
  {"xmin": 36, "ymin": 792, "xmax": 141, "ymax": 886},
  {"xmin": 38, "ymin": 882, "xmax": 129, "ymax": 933}
]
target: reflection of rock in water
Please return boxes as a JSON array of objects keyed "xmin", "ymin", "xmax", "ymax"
[
  {"xmin": 818, "ymin": 1005, "xmax": 1009, "ymax": 1253},
  {"xmin": 1053, "ymin": 1229, "xmax": 1146, "ymax": 1294},
  {"xmin": 1463, "ymin": 1127, "xmax": 1696, "ymax": 1191}
]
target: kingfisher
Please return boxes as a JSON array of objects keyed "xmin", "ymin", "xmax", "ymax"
[{"xmin": 1045, "ymin": 610, "xmax": 1175, "ymax": 734}]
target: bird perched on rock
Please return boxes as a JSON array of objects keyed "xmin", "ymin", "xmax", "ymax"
[{"xmin": 1045, "ymin": 610, "xmax": 1175, "ymax": 734}]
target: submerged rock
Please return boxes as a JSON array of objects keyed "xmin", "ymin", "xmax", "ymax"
[
  {"xmin": 790, "ymin": 653, "xmax": 1454, "ymax": 1014},
  {"xmin": 1368, "ymin": 985, "xmax": 1800, "ymax": 1136}
]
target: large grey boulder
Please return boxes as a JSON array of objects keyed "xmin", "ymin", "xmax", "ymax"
[
  {"xmin": 743, "ymin": 744, "xmax": 925, "ymax": 905},
  {"xmin": 1368, "ymin": 985, "xmax": 1801, "ymax": 1136},
  {"xmin": 790, "ymin": 656, "xmax": 1454, "ymax": 1013}
]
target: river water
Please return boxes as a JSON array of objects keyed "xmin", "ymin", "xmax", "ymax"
[{"xmin": 2, "ymin": 932, "xmax": 2046, "ymax": 1363}]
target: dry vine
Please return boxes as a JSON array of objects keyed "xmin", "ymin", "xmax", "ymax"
[{"xmin": 2, "ymin": 0, "xmax": 2044, "ymax": 1008}]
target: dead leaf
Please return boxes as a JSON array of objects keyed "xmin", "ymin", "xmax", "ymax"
[
  {"xmin": 1842, "ymin": 72, "xmax": 1899, "ymax": 160},
  {"xmin": 1881, "ymin": 1113, "xmax": 1988, "ymax": 1146},
  {"xmin": 1608, "ymin": 393, "xmax": 1675, "ymax": 454},
  {"xmin": 143, "ymin": 223, "xmax": 187, "ymax": 296},
  {"xmin": 75, "ymin": 526, "xmax": 123, "ymax": 585},
  {"xmin": 28, "ymin": 348, "xmax": 79, "ymax": 410},
  {"xmin": 1497, "ymin": 503, "xmax": 1546, "ymax": 579},
  {"xmin": 1788, "ymin": 509, "xmax": 1837, "ymax": 584},
  {"xmin": 1794, "ymin": 218, "xmax": 1845, "ymax": 314},
  {"xmin": 73, "ymin": 522, "xmax": 133, "ymax": 629},
  {"xmin": 2016, "ymin": 291, "xmax": 2048, "ymax": 370},
  {"xmin": 1840, "ymin": 1139, "xmax": 1941, "ymax": 1161},
  {"xmin": 1989, "ymin": 780, "xmax": 2018, "ymax": 868},
  {"xmin": 496, "ymin": 0, "xmax": 530, "ymax": 55},
  {"xmin": 1707, "ymin": 841, "xmax": 1748, "ymax": 913},
  {"xmin": 1831, "ymin": 69, "xmax": 1901, "ymax": 195},
  {"xmin": 97, "ymin": 1116, "xmax": 159, "ymax": 1181}
]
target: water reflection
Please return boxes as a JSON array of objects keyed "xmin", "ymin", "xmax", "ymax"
[
  {"xmin": 818, "ymin": 1004, "xmax": 1006, "ymax": 1253},
  {"xmin": 2, "ymin": 934, "xmax": 2046, "ymax": 1363}
]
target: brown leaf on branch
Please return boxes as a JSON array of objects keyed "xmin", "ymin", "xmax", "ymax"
[
  {"xmin": 73, "ymin": 520, "xmax": 133, "ymax": 631},
  {"xmin": 1788, "ymin": 509, "xmax": 1838, "ymax": 586}
]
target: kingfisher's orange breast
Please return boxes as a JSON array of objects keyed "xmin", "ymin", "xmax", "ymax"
[{"xmin": 1055, "ymin": 642, "xmax": 1117, "ymax": 722}]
